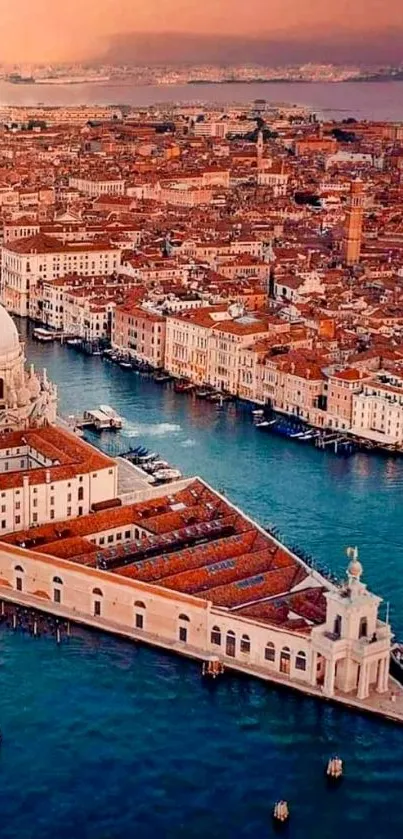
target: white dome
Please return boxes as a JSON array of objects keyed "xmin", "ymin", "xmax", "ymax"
[{"xmin": 0, "ymin": 306, "xmax": 20, "ymax": 358}]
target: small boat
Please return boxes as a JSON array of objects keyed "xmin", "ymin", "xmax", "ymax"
[
  {"xmin": 195, "ymin": 388, "xmax": 211, "ymax": 399},
  {"xmin": 137, "ymin": 452, "xmax": 159, "ymax": 463},
  {"xmin": 154, "ymin": 372, "xmax": 172, "ymax": 383},
  {"xmin": 326, "ymin": 756, "xmax": 343, "ymax": 781},
  {"xmin": 153, "ymin": 468, "xmax": 182, "ymax": 482},
  {"xmin": 66, "ymin": 337, "xmax": 81, "ymax": 347},
  {"xmin": 33, "ymin": 327, "xmax": 56, "ymax": 342},
  {"xmin": 92, "ymin": 348, "xmax": 102, "ymax": 356},
  {"xmin": 174, "ymin": 379, "xmax": 194, "ymax": 393},
  {"xmin": 119, "ymin": 358, "xmax": 132, "ymax": 369},
  {"xmin": 272, "ymin": 801, "xmax": 289, "ymax": 824},
  {"xmin": 255, "ymin": 419, "xmax": 276, "ymax": 430},
  {"xmin": 142, "ymin": 460, "xmax": 169, "ymax": 473}
]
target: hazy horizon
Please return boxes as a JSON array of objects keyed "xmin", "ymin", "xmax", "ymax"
[{"xmin": 0, "ymin": 0, "xmax": 402, "ymax": 65}]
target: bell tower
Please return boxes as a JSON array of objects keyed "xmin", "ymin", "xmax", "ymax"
[{"xmin": 342, "ymin": 179, "xmax": 364, "ymax": 266}]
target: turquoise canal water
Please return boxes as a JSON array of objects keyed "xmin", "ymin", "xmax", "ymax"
[{"xmin": 1, "ymin": 320, "xmax": 401, "ymax": 838}]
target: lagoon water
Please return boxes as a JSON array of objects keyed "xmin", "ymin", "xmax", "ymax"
[
  {"xmin": 1, "ymin": 321, "xmax": 402, "ymax": 838},
  {"xmin": 1, "ymin": 80, "xmax": 403, "ymax": 121}
]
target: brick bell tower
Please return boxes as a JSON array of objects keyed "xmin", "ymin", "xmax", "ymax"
[{"xmin": 342, "ymin": 178, "xmax": 364, "ymax": 266}]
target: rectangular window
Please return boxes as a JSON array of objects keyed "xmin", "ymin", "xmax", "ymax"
[
  {"xmin": 135, "ymin": 613, "xmax": 144, "ymax": 629},
  {"xmin": 179, "ymin": 626, "xmax": 187, "ymax": 643},
  {"xmin": 94, "ymin": 600, "xmax": 101, "ymax": 617},
  {"xmin": 50, "ymin": 497, "xmax": 55, "ymax": 506},
  {"xmin": 107, "ymin": 535, "xmax": 113, "ymax": 543},
  {"xmin": 67, "ymin": 507, "xmax": 71, "ymax": 517},
  {"xmin": 1, "ymin": 505, "xmax": 5, "ymax": 514},
  {"xmin": 15, "ymin": 515, "xmax": 20, "ymax": 524},
  {"xmin": 16, "ymin": 577, "xmax": 23, "ymax": 592},
  {"xmin": 54, "ymin": 588, "xmax": 61, "ymax": 604},
  {"xmin": 50, "ymin": 510, "xmax": 55, "ymax": 520},
  {"xmin": 32, "ymin": 513, "xmax": 38, "ymax": 523}
]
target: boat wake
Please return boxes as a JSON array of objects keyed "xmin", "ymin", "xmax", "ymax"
[{"xmin": 122, "ymin": 420, "xmax": 181, "ymax": 438}]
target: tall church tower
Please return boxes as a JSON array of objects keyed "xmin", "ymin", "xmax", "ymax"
[
  {"xmin": 256, "ymin": 129, "xmax": 264, "ymax": 168},
  {"xmin": 342, "ymin": 178, "xmax": 364, "ymax": 266}
]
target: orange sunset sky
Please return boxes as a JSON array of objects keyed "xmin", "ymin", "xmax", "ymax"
[{"xmin": 0, "ymin": 0, "xmax": 402, "ymax": 63}]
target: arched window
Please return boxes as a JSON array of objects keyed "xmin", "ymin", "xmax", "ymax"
[
  {"xmin": 226, "ymin": 630, "xmax": 236, "ymax": 658},
  {"xmin": 280, "ymin": 646, "xmax": 291, "ymax": 675},
  {"xmin": 265, "ymin": 642, "xmax": 276, "ymax": 662},
  {"xmin": 15, "ymin": 565, "xmax": 24, "ymax": 573},
  {"xmin": 78, "ymin": 486, "xmax": 84, "ymax": 502},
  {"xmin": 93, "ymin": 588, "xmax": 103, "ymax": 596},
  {"xmin": 240, "ymin": 634, "xmax": 251, "ymax": 654},
  {"xmin": 295, "ymin": 650, "xmax": 307, "ymax": 671},
  {"xmin": 134, "ymin": 600, "xmax": 146, "ymax": 609},
  {"xmin": 359, "ymin": 617, "xmax": 368, "ymax": 639},
  {"xmin": 178, "ymin": 613, "xmax": 190, "ymax": 622},
  {"xmin": 53, "ymin": 576, "xmax": 63, "ymax": 585},
  {"xmin": 211, "ymin": 625, "xmax": 221, "ymax": 646}
]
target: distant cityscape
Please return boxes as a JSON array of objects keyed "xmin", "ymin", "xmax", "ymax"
[{"xmin": 2, "ymin": 62, "xmax": 403, "ymax": 86}]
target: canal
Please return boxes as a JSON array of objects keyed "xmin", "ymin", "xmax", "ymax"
[{"xmin": 0, "ymin": 319, "xmax": 400, "ymax": 839}]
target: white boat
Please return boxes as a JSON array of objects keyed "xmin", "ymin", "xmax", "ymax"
[
  {"xmin": 33, "ymin": 327, "xmax": 55, "ymax": 342},
  {"xmin": 66, "ymin": 338, "xmax": 81, "ymax": 346},
  {"xmin": 153, "ymin": 468, "xmax": 182, "ymax": 482},
  {"xmin": 255, "ymin": 419, "xmax": 276, "ymax": 429}
]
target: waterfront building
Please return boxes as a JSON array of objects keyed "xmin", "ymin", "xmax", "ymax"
[
  {"xmin": 1, "ymin": 235, "xmax": 121, "ymax": 317},
  {"xmin": 0, "ymin": 303, "xmax": 56, "ymax": 433},
  {"xmin": 112, "ymin": 304, "xmax": 166, "ymax": 367},
  {"xmin": 0, "ymin": 304, "xmax": 115, "ymax": 533},
  {"xmin": 352, "ymin": 376, "xmax": 403, "ymax": 444},
  {"xmin": 342, "ymin": 179, "xmax": 364, "ymax": 266},
  {"xmin": 0, "ymin": 473, "xmax": 391, "ymax": 703}
]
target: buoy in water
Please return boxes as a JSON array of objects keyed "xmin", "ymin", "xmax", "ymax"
[
  {"xmin": 326, "ymin": 756, "xmax": 343, "ymax": 781},
  {"xmin": 273, "ymin": 801, "xmax": 289, "ymax": 824}
]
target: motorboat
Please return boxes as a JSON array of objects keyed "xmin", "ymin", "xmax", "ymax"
[{"xmin": 153, "ymin": 468, "xmax": 182, "ymax": 482}]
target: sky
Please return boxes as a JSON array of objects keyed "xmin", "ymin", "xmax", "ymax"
[{"xmin": 1, "ymin": 0, "xmax": 402, "ymax": 64}]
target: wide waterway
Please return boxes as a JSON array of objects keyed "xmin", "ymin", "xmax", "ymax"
[
  {"xmin": 0, "ymin": 319, "xmax": 402, "ymax": 839},
  {"xmin": 1, "ymin": 80, "xmax": 403, "ymax": 121}
]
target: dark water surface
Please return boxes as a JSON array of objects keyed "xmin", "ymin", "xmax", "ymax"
[
  {"xmin": 1, "ymin": 80, "xmax": 403, "ymax": 121},
  {"xmin": 1, "ymin": 320, "xmax": 400, "ymax": 838}
]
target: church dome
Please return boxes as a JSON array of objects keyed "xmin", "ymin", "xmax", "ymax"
[{"xmin": 0, "ymin": 305, "xmax": 20, "ymax": 358}]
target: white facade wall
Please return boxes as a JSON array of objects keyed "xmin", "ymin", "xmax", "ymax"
[{"xmin": 0, "ymin": 464, "xmax": 117, "ymax": 535}]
